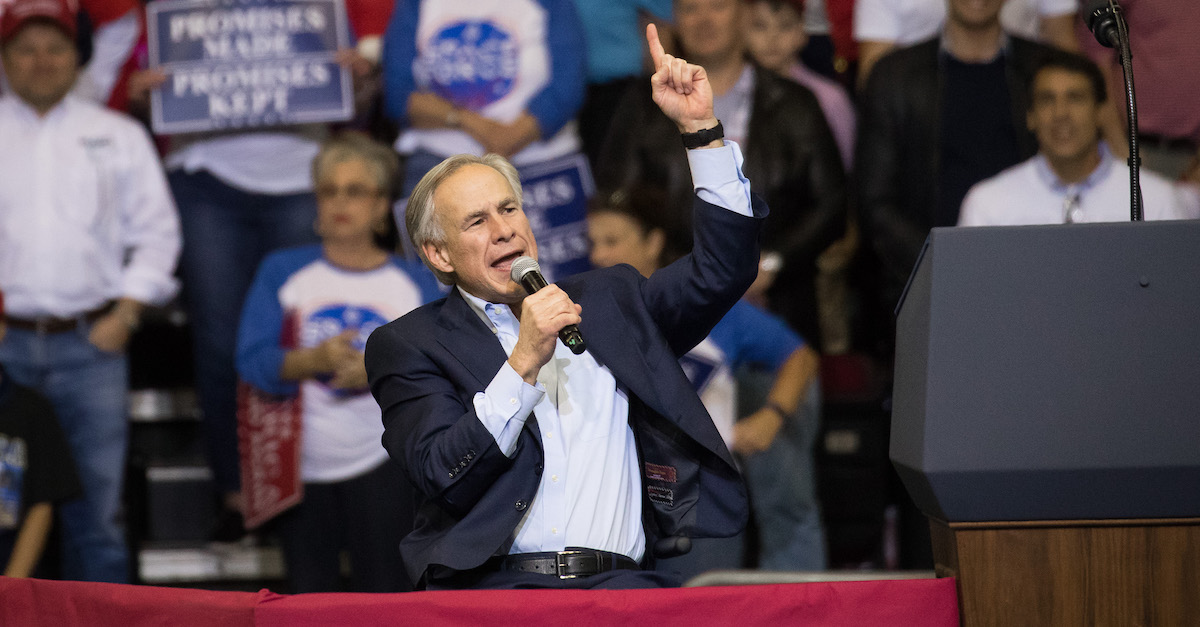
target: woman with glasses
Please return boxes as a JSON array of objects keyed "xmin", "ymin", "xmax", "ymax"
[{"xmin": 235, "ymin": 132, "xmax": 441, "ymax": 592}]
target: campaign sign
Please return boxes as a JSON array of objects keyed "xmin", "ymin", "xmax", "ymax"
[
  {"xmin": 236, "ymin": 381, "xmax": 303, "ymax": 529},
  {"xmin": 147, "ymin": 0, "xmax": 353, "ymax": 134},
  {"xmin": 518, "ymin": 153, "xmax": 595, "ymax": 282}
]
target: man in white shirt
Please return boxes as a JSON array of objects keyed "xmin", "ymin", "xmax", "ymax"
[
  {"xmin": 0, "ymin": 0, "xmax": 181, "ymax": 583},
  {"xmin": 959, "ymin": 53, "xmax": 1199, "ymax": 226},
  {"xmin": 366, "ymin": 25, "xmax": 763, "ymax": 589}
]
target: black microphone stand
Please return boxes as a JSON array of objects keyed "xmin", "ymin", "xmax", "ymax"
[
  {"xmin": 1087, "ymin": 0, "xmax": 1144, "ymax": 221},
  {"xmin": 1114, "ymin": 4, "xmax": 1144, "ymax": 221}
]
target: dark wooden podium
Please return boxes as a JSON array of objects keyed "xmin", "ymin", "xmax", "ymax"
[
  {"xmin": 891, "ymin": 222, "xmax": 1200, "ymax": 626},
  {"xmin": 930, "ymin": 518, "xmax": 1200, "ymax": 625}
]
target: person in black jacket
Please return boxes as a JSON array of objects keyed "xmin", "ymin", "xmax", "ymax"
[
  {"xmin": 853, "ymin": 0, "xmax": 1056, "ymax": 568},
  {"xmin": 855, "ymin": 0, "xmax": 1055, "ymax": 321},
  {"xmin": 597, "ymin": 0, "xmax": 846, "ymax": 350}
]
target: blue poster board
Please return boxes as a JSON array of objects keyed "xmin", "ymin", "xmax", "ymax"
[
  {"xmin": 518, "ymin": 154, "xmax": 594, "ymax": 282},
  {"xmin": 147, "ymin": 0, "xmax": 353, "ymax": 134}
]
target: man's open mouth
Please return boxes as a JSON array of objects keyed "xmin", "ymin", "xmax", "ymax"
[{"xmin": 491, "ymin": 251, "xmax": 523, "ymax": 271}]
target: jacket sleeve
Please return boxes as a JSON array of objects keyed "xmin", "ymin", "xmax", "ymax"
[
  {"xmin": 642, "ymin": 193, "xmax": 768, "ymax": 356},
  {"xmin": 854, "ymin": 53, "xmax": 931, "ymax": 312},
  {"xmin": 766, "ymin": 84, "xmax": 847, "ymax": 266},
  {"xmin": 366, "ymin": 320, "xmax": 522, "ymax": 518},
  {"xmin": 523, "ymin": 0, "xmax": 587, "ymax": 138}
]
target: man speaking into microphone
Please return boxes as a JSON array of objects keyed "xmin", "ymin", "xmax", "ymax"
[{"xmin": 365, "ymin": 24, "xmax": 767, "ymax": 590}]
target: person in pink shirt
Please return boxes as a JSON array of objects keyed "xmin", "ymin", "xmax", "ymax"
[{"xmin": 1079, "ymin": 0, "xmax": 1200, "ymax": 182}]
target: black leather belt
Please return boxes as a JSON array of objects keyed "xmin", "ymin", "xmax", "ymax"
[
  {"xmin": 4, "ymin": 302, "xmax": 114, "ymax": 334},
  {"xmin": 496, "ymin": 548, "xmax": 640, "ymax": 579}
]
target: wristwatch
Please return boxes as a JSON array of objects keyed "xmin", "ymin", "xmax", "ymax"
[{"xmin": 681, "ymin": 120, "xmax": 724, "ymax": 149}]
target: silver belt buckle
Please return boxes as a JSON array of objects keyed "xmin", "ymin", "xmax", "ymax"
[{"xmin": 555, "ymin": 549, "xmax": 587, "ymax": 579}]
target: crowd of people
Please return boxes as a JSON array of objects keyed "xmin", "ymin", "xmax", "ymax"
[{"xmin": 1, "ymin": 0, "xmax": 1198, "ymax": 592}]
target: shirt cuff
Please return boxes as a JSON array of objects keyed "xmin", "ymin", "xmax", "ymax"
[
  {"xmin": 121, "ymin": 268, "xmax": 180, "ymax": 306},
  {"xmin": 473, "ymin": 361, "xmax": 545, "ymax": 457},
  {"xmin": 687, "ymin": 140, "xmax": 753, "ymax": 217}
]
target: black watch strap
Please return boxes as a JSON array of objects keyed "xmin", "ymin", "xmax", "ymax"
[{"xmin": 680, "ymin": 120, "xmax": 724, "ymax": 149}]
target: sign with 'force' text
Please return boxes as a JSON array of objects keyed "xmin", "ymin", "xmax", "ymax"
[{"xmin": 147, "ymin": 0, "xmax": 353, "ymax": 134}]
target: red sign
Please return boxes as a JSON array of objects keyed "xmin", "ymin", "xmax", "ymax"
[{"xmin": 237, "ymin": 382, "xmax": 303, "ymax": 529}]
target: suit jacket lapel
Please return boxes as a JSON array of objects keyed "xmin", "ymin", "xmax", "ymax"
[
  {"xmin": 434, "ymin": 289, "xmax": 543, "ymax": 444},
  {"xmin": 435, "ymin": 288, "xmax": 509, "ymax": 389},
  {"xmin": 576, "ymin": 287, "xmax": 667, "ymax": 414}
]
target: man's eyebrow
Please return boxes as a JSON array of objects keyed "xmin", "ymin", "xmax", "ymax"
[
  {"xmin": 459, "ymin": 209, "xmax": 487, "ymax": 227},
  {"xmin": 458, "ymin": 198, "xmax": 517, "ymax": 228}
]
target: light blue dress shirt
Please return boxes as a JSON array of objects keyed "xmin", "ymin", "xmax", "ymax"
[{"xmin": 461, "ymin": 142, "xmax": 753, "ymax": 561}]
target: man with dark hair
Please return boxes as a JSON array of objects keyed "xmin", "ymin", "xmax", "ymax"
[
  {"xmin": 366, "ymin": 25, "xmax": 764, "ymax": 590},
  {"xmin": 959, "ymin": 53, "xmax": 1198, "ymax": 225},
  {"xmin": 0, "ymin": 0, "xmax": 180, "ymax": 583}
]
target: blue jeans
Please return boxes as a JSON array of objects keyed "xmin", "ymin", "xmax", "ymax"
[
  {"xmin": 169, "ymin": 169, "xmax": 319, "ymax": 493},
  {"xmin": 657, "ymin": 377, "xmax": 827, "ymax": 583},
  {"xmin": 743, "ymin": 379, "xmax": 827, "ymax": 571},
  {"xmin": 0, "ymin": 326, "xmax": 130, "ymax": 582}
]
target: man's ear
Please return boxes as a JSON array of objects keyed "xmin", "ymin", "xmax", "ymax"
[{"xmin": 422, "ymin": 240, "xmax": 455, "ymax": 275}]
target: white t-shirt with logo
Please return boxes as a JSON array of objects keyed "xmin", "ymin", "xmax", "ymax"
[{"xmin": 236, "ymin": 245, "xmax": 442, "ymax": 482}]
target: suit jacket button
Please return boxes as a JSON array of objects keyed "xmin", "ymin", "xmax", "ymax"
[{"xmin": 514, "ymin": 499, "xmax": 528, "ymax": 511}]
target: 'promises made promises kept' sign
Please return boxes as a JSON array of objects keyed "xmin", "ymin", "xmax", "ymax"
[{"xmin": 147, "ymin": 0, "xmax": 353, "ymax": 134}]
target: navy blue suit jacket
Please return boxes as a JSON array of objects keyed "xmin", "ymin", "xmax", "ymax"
[{"xmin": 366, "ymin": 193, "xmax": 767, "ymax": 585}]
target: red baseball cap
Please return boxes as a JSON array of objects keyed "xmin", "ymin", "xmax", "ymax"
[{"xmin": 0, "ymin": 0, "xmax": 78, "ymax": 44}]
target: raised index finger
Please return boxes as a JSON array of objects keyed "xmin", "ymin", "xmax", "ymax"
[{"xmin": 646, "ymin": 23, "xmax": 665, "ymax": 69}]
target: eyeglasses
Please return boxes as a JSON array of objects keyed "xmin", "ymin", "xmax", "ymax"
[
  {"xmin": 1063, "ymin": 193, "xmax": 1083, "ymax": 224},
  {"xmin": 316, "ymin": 184, "xmax": 384, "ymax": 201}
]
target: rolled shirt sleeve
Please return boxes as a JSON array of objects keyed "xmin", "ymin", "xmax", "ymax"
[{"xmin": 119, "ymin": 123, "xmax": 182, "ymax": 305}]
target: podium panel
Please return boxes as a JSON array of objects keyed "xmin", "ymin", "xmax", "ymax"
[
  {"xmin": 891, "ymin": 221, "xmax": 1200, "ymax": 522},
  {"xmin": 930, "ymin": 517, "xmax": 1200, "ymax": 626}
]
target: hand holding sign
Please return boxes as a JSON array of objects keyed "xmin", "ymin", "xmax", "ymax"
[{"xmin": 646, "ymin": 23, "xmax": 718, "ymax": 135}]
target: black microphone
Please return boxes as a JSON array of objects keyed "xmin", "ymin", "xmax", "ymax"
[
  {"xmin": 510, "ymin": 256, "xmax": 587, "ymax": 355},
  {"xmin": 1083, "ymin": 0, "xmax": 1121, "ymax": 48}
]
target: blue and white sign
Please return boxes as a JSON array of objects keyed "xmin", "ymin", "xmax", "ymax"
[
  {"xmin": 413, "ymin": 20, "xmax": 519, "ymax": 110},
  {"xmin": 518, "ymin": 153, "xmax": 594, "ymax": 282},
  {"xmin": 147, "ymin": 0, "xmax": 354, "ymax": 134}
]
